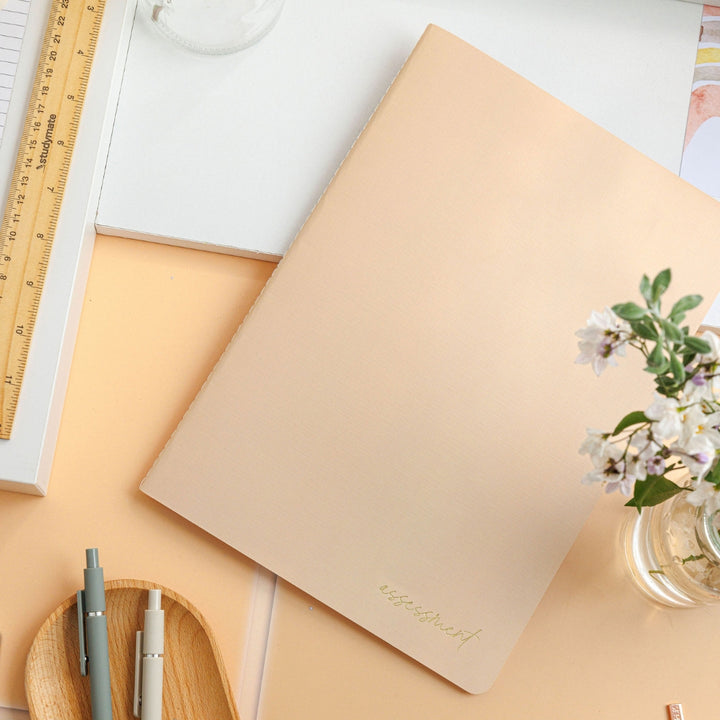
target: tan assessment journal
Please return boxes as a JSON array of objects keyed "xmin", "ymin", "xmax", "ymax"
[{"xmin": 141, "ymin": 25, "xmax": 720, "ymax": 693}]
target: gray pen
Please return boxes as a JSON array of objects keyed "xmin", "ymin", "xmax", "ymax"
[{"xmin": 77, "ymin": 548, "xmax": 113, "ymax": 720}]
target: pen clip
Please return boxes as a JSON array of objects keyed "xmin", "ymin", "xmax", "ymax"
[
  {"xmin": 76, "ymin": 590, "xmax": 88, "ymax": 676},
  {"xmin": 133, "ymin": 630, "xmax": 143, "ymax": 718}
]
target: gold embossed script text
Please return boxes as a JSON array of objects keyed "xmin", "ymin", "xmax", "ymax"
[{"xmin": 378, "ymin": 585, "xmax": 482, "ymax": 650}]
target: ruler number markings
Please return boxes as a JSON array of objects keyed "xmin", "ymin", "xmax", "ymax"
[{"xmin": 0, "ymin": 0, "xmax": 105, "ymax": 439}]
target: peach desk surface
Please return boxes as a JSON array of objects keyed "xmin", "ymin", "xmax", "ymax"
[{"xmin": 2, "ymin": 234, "xmax": 720, "ymax": 720}]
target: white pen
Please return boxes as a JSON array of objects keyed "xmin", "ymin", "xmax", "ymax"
[{"xmin": 133, "ymin": 589, "xmax": 164, "ymax": 720}]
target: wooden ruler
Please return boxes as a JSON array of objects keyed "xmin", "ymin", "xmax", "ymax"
[{"xmin": 0, "ymin": 0, "xmax": 105, "ymax": 439}]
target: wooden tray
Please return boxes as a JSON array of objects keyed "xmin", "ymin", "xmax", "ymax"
[{"xmin": 25, "ymin": 579, "xmax": 241, "ymax": 720}]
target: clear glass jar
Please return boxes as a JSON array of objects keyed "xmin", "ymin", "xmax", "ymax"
[
  {"xmin": 140, "ymin": 0, "xmax": 285, "ymax": 55},
  {"xmin": 623, "ymin": 491, "xmax": 720, "ymax": 607}
]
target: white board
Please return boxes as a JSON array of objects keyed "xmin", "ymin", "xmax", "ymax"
[
  {"xmin": 0, "ymin": 0, "xmax": 137, "ymax": 494},
  {"xmin": 96, "ymin": 0, "xmax": 703, "ymax": 258}
]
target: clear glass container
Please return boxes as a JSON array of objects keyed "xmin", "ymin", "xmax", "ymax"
[
  {"xmin": 140, "ymin": 0, "xmax": 285, "ymax": 55},
  {"xmin": 623, "ymin": 491, "xmax": 720, "ymax": 607}
]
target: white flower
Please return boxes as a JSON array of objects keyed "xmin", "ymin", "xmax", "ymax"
[
  {"xmin": 579, "ymin": 429, "xmax": 610, "ymax": 461},
  {"xmin": 624, "ymin": 454, "xmax": 647, "ymax": 484},
  {"xmin": 684, "ymin": 374, "xmax": 715, "ymax": 403},
  {"xmin": 697, "ymin": 330, "xmax": 720, "ymax": 364},
  {"xmin": 678, "ymin": 404, "xmax": 720, "ymax": 448},
  {"xmin": 645, "ymin": 454, "xmax": 666, "ymax": 476},
  {"xmin": 604, "ymin": 469, "xmax": 635, "ymax": 497},
  {"xmin": 645, "ymin": 396, "xmax": 683, "ymax": 441},
  {"xmin": 575, "ymin": 308, "xmax": 631, "ymax": 376},
  {"xmin": 581, "ymin": 442, "xmax": 634, "ymax": 496},
  {"xmin": 686, "ymin": 480, "xmax": 720, "ymax": 514},
  {"xmin": 630, "ymin": 428, "xmax": 663, "ymax": 462},
  {"xmin": 685, "ymin": 332, "xmax": 720, "ymax": 402},
  {"xmin": 671, "ymin": 434, "xmax": 716, "ymax": 480}
]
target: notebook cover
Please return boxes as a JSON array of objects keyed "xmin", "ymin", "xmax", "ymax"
[{"xmin": 141, "ymin": 25, "xmax": 720, "ymax": 693}]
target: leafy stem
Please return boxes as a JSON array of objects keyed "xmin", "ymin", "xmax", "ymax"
[{"xmin": 613, "ymin": 269, "xmax": 709, "ymax": 397}]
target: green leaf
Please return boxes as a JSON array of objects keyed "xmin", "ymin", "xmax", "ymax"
[
  {"xmin": 612, "ymin": 302, "xmax": 647, "ymax": 321},
  {"xmin": 630, "ymin": 319, "xmax": 658, "ymax": 341},
  {"xmin": 647, "ymin": 342, "xmax": 665, "ymax": 368},
  {"xmin": 639, "ymin": 274, "xmax": 652, "ymax": 303},
  {"xmin": 704, "ymin": 455, "xmax": 720, "ymax": 486},
  {"xmin": 611, "ymin": 410, "xmax": 650, "ymax": 436},
  {"xmin": 646, "ymin": 360, "xmax": 671, "ymax": 376},
  {"xmin": 670, "ymin": 294, "xmax": 703, "ymax": 317},
  {"xmin": 660, "ymin": 318, "xmax": 684, "ymax": 343},
  {"xmin": 684, "ymin": 335, "xmax": 712, "ymax": 354},
  {"xmin": 625, "ymin": 475, "xmax": 686, "ymax": 512},
  {"xmin": 651, "ymin": 268, "xmax": 671, "ymax": 303},
  {"xmin": 669, "ymin": 352, "xmax": 686, "ymax": 383},
  {"xmin": 653, "ymin": 376, "xmax": 681, "ymax": 397}
]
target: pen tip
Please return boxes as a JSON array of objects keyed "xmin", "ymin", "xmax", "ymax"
[
  {"xmin": 85, "ymin": 548, "xmax": 99, "ymax": 568},
  {"xmin": 148, "ymin": 588, "xmax": 161, "ymax": 611}
]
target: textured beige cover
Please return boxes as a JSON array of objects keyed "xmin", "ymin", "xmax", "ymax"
[{"xmin": 141, "ymin": 25, "xmax": 720, "ymax": 693}]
